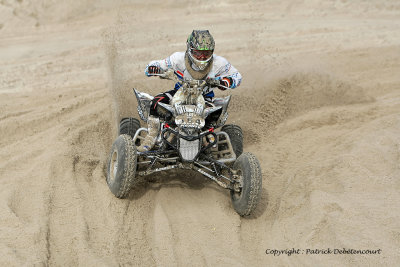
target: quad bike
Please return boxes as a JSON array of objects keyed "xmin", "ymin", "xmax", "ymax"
[{"xmin": 106, "ymin": 69, "xmax": 262, "ymax": 216}]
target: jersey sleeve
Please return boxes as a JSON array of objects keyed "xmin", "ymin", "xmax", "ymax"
[
  {"xmin": 144, "ymin": 52, "xmax": 182, "ymax": 76},
  {"xmin": 214, "ymin": 56, "xmax": 242, "ymax": 89}
]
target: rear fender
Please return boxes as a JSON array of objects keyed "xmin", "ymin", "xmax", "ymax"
[
  {"xmin": 204, "ymin": 106, "xmax": 222, "ymax": 118},
  {"xmin": 211, "ymin": 95, "xmax": 231, "ymax": 128}
]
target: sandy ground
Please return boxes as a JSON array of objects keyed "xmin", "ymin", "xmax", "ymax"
[{"xmin": 1, "ymin": 0, "xmax": 400, "ymax": 266}]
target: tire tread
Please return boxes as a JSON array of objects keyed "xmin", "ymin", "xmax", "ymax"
[
  {"xmin": 243, "ymin": 152, "xmax": 262, "ymax": 215},
  {"xmin": 117, "ymin": 134, "xmax": 138, "ymax": 198},
  {"xmin": 232, "ymin": 152, "xmax": 262, "ymax": 216},
  {"xmin": 119, "ymin": 118, "xmax": 141, "ymax": 138},
  {"xmin": 107, "ymin": 134, "xmax": 138, "ymax": 198}
]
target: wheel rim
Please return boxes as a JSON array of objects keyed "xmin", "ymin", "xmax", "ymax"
[{"xmin": 109, "ymin": 150, "xmax": 118, "ymax": 182}]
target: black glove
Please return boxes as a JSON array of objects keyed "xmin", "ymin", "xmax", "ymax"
[
  {"xmin": 218, "ymin": 77, "xmax": 233, "ymax": 90},
  {"xmin": 148, "ymin": 66, "xmax": 161, "ymax": 74}
]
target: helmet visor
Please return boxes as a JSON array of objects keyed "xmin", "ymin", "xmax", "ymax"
[{"xmin": 191, "ymin": 49, "xmax": 213, "ymax": 61}]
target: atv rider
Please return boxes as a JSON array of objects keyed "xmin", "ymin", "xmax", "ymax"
[{"xmin": 138, "ymin": 30, "xmax": 242, "ymax": 152}]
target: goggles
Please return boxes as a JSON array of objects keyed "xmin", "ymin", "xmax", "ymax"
[{"xmin": 190, "ymin": 49, "xmax": 213, "ymax": 61}]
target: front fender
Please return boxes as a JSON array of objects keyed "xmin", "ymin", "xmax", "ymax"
[{"xmin": 133, "ymin": 88, "xmax": 154, "ymax": 122}]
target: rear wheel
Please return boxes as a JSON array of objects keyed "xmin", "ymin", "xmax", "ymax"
[
  {"xmin": 107, "ymin": 134, "xmax": 138, "ymax": 198},
  {"xmin": 231, "ymin": 152, "xmax": 262, "ymax": 216},
  {"xmin": 119, "ymin": 117, "xmax": 141, "ymax": 138},
  {"xmin": 222, "ymin": 124, "xmax": 243, "ymax": 158}
]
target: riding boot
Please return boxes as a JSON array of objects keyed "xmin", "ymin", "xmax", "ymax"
[{"xmin": 137, "ymin": 116, "xmax": 160, "ymax": 152}]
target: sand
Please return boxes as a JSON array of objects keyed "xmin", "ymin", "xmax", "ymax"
[{"xmin": 1, "ymin": 0, "xmax": 400, "ymax": 266}]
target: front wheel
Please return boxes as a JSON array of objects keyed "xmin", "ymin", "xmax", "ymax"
[
  {"xmin": 231, "ymin": 152, "xmax": 262, "ymax": 216},
  {"xmin": 107, "ymin": 134, "xmax": 138, "ymax": 198}
]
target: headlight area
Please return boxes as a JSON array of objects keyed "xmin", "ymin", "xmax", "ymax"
[{"xmin": 175, "ymin": 114, "xmax": 205, "ymax": 130}]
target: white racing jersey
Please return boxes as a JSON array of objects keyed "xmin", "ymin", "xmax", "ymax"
[{"xmin": 145, "ymin": 52, "xmax": 242, "ymax": 98}]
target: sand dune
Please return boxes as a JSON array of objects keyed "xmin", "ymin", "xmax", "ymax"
[{"xmin": 1, "ymin": 0, "xmax": 400, "ymax": 266}]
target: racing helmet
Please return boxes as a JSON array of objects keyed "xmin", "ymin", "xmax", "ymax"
[{"xmin": 186, "ymin": 30, "xmax": 215, "ymax": 71}]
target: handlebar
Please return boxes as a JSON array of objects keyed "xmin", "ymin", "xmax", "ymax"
[{"xmin": 150, "ymin": 69, "xmax": 230, "ymax": 90}]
